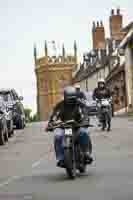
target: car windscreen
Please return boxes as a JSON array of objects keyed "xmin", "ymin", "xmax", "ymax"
[
  {"xmin": 85, "ymin": 91, "xmax": 93, "ymax": 101},
  {"xmin": 0, "ymin": 92, "xmax": 11, "ymax": 102}
]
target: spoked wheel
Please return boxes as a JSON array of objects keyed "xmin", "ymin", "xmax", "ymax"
[{"xmin": 64, "ymin": 148, "xmax": 76, "ymax": 179}]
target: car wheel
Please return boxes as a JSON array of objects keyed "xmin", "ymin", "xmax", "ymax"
[
  {"xmin": 8, "ymin": 120, "xmax": 14, "ymax": 137},
  {"xmin": 4, "ymin": 126, "xmax": 8, "ymax": 142},
  {"xmin": 16, "ymin": 119, "xmax": 24, "ymax": 130},
  {"xmin": 0, "ymin": 128, "xmax": 5, "ymax": 145}
]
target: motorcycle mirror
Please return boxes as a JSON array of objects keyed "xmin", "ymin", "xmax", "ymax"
[
  {"xmin": 19, "ymin": 96, "xmax": 23, "ymax": 101},
  {"xmin": 0, "ymin": 110, "xmax": 4, "ymax": 115}
]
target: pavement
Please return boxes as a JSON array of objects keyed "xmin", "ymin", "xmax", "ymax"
[{"xmin": 0, "ymin": 117, "xmax": 133, "ymax": 200}]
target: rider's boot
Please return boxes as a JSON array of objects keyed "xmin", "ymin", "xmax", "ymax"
[
  {"xmin": 107, "ymin": 123, "xmax": 111, "ymax": 131},
  {"xmin": 84, "ymin": 152, "xmax": 93, "ymax": 164},
  {"xmin": 57, "ymin": 160, "xmax": 65, "ymax": 168}
]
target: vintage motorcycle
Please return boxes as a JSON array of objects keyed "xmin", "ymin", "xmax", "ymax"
[
  {"xmin": 96, "ymin": 98, "xmax": 112, "ymax": 131},
  {"xmin": 46, "ymin": 120, "xmax": 93, "ymax": 179}
]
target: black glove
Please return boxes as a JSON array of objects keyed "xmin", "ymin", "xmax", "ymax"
[{"xmin": 45, "ymin": 120, "xmax": 54, "ymax": 132}]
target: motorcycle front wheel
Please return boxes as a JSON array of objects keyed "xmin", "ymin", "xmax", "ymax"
[{"xmin": 64, "ymin": 148, "xmax": 76, "ymax": 179}]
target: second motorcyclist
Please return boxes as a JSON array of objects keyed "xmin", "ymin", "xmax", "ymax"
[
  {"xmin": 93, "ymin": 78, "xmax": 112, "ymax": 130},
  {"xmin": 47, "ymin": 86, "xmax": 93, "ymax": 167}
]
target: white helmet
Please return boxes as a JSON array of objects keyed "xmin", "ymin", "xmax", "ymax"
[
  {"xmin": 75, "ymin": 84, "xmax": 80, "ymax": 89},
  {"xmin": 98, "ymin": 78, "xmax": 105, "ymax": 84}
]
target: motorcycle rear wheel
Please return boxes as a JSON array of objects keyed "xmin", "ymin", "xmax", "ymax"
[
  {"xmin": 101, "ymin": 114, "xmax": 106, "ymax": 131},
  {"xmin": 79, "ymin": 164, "xmax": 86, "ymax": 173}
]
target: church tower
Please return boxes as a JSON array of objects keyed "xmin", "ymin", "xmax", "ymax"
[{"xmin": 34, "ymin": 41, "xmax": 78, "ymax": 120}]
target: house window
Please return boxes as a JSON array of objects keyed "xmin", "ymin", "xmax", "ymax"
[
  {"xmin": 106, "ymin": 43, "xmax": 109, "ymax": 55},
  {"xmin": 44, "ymin": 80, "xmax": 48, "ymax": 91},
  {"xmin": 113, "ymin": 40, "xmax": 116, "ymax": 51},
  {"xmin": 40, "ymin": 78, "xmax": 44, "ymax": 89},
  {"xmin": 114, "ymin": 99, "xmax": 119, "ymax": 105},
  {"xmin": 98, "ymin": 50, "xmax": 101, "ymax": 60}
]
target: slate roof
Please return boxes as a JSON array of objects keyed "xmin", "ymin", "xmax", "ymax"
[{"xmin": 72, "ymin": 54, "xmax": 110, "ymax": 83}]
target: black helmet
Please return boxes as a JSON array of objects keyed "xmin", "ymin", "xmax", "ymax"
[{"xmin": 64, "ymin": 86, "xmax": 77, "ymax": 104}]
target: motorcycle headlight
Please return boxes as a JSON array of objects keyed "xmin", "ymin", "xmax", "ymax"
[
  {"xmin": 5, "ymin": 112, "xmax": 11, "ymax": 120},
  {"xmin": 0, "ymin": 114, "xmax": 3, "ymax": 120},
  {"xmin": 97, "ymin": 103, "xmax": 101, "ymax": 107},
  {"xmin": 13, "ymin": 105, "xmax": 17, "ymax": 112}
]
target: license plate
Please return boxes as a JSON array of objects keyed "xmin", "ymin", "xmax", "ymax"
[
  {"xmin": 103, "ymin": 108, "xmax": 108, "ymax": 112},
  {"xmin": 65, "ymin": 128, "xmax": 72, "ymax": 136}
]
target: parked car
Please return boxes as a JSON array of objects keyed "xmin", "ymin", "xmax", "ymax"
[
  {"xmin": 0, "ymin": 97, "xmax": 8, "ymax": 145},
  {"xmin": 84, "ymin": 91, "xmax": 98, "ymax": 116},
  {"xmin": 0, "ymin": 89, "xmax": 25, "ymax": 130},
  {"xmin": 5, "ymin": 104, "xmax": 14, "ymax": 137},
  {"xmin": 0, "ymin": 96, "xmax": 14, "ymax": 137}
]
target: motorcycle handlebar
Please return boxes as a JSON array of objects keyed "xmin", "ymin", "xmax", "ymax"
[
  {"xmin": 45, "ymin": 121, "xmax": 94, "ymax": 132},
  {"xmin": 96, "ymin": 98, "xmax": 112, "ymax": 102}
]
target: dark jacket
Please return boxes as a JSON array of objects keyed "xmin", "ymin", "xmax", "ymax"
[
  {"xmin": 49, "ymin": 100, "xmax": 85, "ymax": 123},
  {"xmin": 93, "ymin": 87, "xmax": 111, "ymax": 100}
]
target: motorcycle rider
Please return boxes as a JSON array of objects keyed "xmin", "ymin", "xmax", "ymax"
[
  {"xmin": 93, "ymin": 78, "xmax": 111, "ymax": 100},
  {"xmin": 47, "ymin": 86, "xmax": 93, "ymax": 167},
  {"xmin": 93, "ymin": 78, "xmax": 112, "ymax": 129}
]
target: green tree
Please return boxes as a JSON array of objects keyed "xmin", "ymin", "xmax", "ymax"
[
  {"xmin": 24, "ymin": 108, "xmax": 32, "ymax": 123},
  {"xmin": 31, "ymin": 113, "xmax": 39, "ymax": 122}
]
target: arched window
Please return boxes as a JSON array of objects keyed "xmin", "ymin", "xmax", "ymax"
[
  {"xmin": 44, "ymin": 80, "xmax": 48, "ymax": 91},
  {"xmin": 40, "ymin": 78, "xmax": 44, "ymax": 89}
]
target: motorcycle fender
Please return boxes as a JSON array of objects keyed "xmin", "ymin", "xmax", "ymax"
[{"xmin": 63, "ymin": 136, "xmax": 72, "ymax": 148}]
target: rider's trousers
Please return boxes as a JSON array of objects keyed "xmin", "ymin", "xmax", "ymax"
[{"xmin": 53, "ymin": 127, "xmax": 91, "ymax": 161}]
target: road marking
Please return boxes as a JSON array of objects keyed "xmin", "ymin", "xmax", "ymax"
[
  {"xmin": 0, "ymin": 143, "xmax": 53, "ymax": 188},
  {"xmin": 0, "ymin": 176, "xmax": 20, "ymax": 188},
  {"xmin": 32, "ymin": 144, "xmax": 54, "ymax": 169},
  {"xmin": 32, "ymin": 157, "xmax": 45, "ymax": 168}
]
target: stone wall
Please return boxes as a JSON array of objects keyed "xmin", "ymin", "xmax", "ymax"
[
  {"xmin": 106, "ymin": 64, "xmax": 127, "ymax": 112},
  {"xmin": 125, "ymin": 45, "xmax": 133, "ymax": 110}
]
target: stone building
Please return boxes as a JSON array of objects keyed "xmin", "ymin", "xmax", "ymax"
[
  {"xmin": 34, "ymin": 41, "xmax": 77, "ymax": 121},
  {"xmin": 118, "ymin": 24, "xmax": 133, "ymax": 111},
  {"xmin": 106, "ymin": 23, "xmax": 133, "ymax": 113},
  {"xmin": 73, "ymin": 8, "xmax": 132, "ymax": 114}
]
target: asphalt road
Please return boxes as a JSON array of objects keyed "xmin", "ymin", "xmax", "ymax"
[{"xmin": 0, "ymin": 117, "xmax": 133, "ymax": 200}]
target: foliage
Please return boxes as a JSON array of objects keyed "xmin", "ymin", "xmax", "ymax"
[
  {"xmin": 31, "ymin": 113, "xmax": 39, "ymax": 122},
  {"xmin": 24, "ymin": 108, "xmax": 32, "ymax": 122},
  {"xmin": 24, "ymin": 108, "xmax": 39, "ymax": 122}
]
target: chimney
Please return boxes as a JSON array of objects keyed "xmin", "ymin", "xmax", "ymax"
[
  {"xmin": 117, "ymin": 8, "xmax": 120, "ymax": 15},
  {"xmin": 109, "ymin": 8, "xmax": 123, "ymax": 40},
  {"xmin": 92, "ymin": 21, "xmax": 106, "ymax": 49}
]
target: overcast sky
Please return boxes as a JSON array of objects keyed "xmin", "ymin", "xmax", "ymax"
[{"xmin": 0, "ymin": 0, "xmax": 132, "ymax": 113}]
